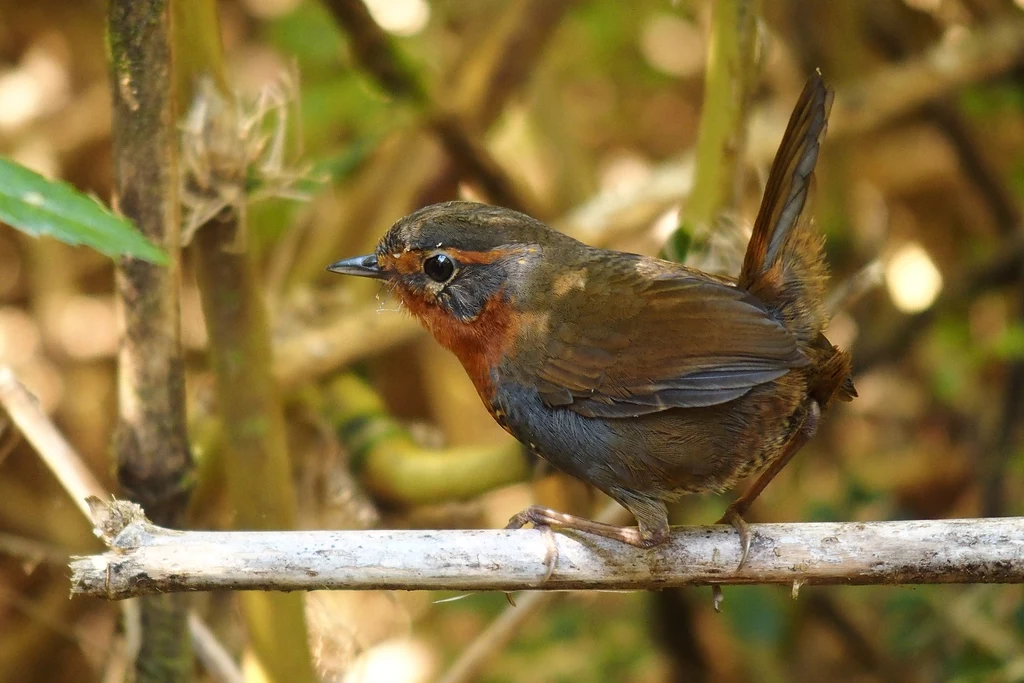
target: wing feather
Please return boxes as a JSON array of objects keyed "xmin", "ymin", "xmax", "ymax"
[{"xmin": 534, "ymin": 265, "xmax": 805, "ymax": 418}]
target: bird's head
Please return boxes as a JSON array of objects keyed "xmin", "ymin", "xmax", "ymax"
[{"xmin": 327, "ymin": 201, "xmax": 567, "ymax": 379}]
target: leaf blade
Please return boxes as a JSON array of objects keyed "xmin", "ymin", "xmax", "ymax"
[{"xmin": 0, "ymin": 157, "xmax": 168, "ymax": 265}]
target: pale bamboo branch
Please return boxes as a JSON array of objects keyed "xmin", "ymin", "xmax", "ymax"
[{"xmin": 71, "ymin": 498, "xmax": 1024, "ymax": 599}]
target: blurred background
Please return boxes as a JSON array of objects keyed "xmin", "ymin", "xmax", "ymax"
[{"xmin": 1, "ymin": 0, "xmax": 1024, "ymax": 681}]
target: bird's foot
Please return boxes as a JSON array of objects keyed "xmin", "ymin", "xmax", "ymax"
[
  {"xmin": 715, "ymin": 505, "xmax": 753, "ymax": 569},
  {"xmin": 711, "ymin": 505, "xmax": 754, "ymax": 612},
  {"xmin": 506, "ymin": 507, "xmax": 561, "ymax": 587},
  {"xmin": 505, "ymin": 504, "xmax": 667, "ymax": 590},
  {"xmin": 507, "ymin": 504, "xmax": 663, "ymax": 547}
]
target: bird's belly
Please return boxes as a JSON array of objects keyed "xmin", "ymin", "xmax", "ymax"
[
  {"xmin": 489, "ymin": 381, "xmax": 627, "ymax": 491},
  {"xmin": 489, "ymin": 377, "xmax": 808, "ymax": 500}
]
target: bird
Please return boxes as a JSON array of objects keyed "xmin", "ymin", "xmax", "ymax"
[{"xmin": 327, "ymin": 74, "xmax": 855, "ymax": 567}]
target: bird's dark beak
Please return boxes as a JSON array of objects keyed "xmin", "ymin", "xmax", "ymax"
[{"xmin": 326, "ymin": 254, "xmax": 386, "ymax": 279}]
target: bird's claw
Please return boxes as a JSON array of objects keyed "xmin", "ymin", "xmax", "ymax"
[
  {"xmin": 711, "ymin": 506, "xmax": 753, "ymax": 611},
  {"xmin": 505, "ymin": 510, "xmax": 560, "ymax": 589},
  {"xmin": 539, "ymin": 525, "xmax": 558, "ymax": 582},
  {"xmin": 505, "ymin": 510, "xmax": 530, "ymax": 530},
  {"xmin": 716, "ymin": 507, "xmax": 752, "ymax": 570}
]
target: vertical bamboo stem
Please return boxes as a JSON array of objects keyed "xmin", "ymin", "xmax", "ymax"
[
  {"xmin": 107, "ymin": 1, "xmax": 194, "ymax": 680},
  {"xmin": 664, "ymin": 0, "xmax": 762, "ymax": 261},
  {"xmin": 173, "ymin": 0, "xmax": 317, "ymax": 679}
]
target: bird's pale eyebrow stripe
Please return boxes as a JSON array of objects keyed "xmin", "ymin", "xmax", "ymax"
[
  {"xmin": 442, "ymin": 246, "xmax": 528, "ymax": 264},
  {"xmin": 376, "ymin": 251, "xmax": 421, "ymax": 274}
]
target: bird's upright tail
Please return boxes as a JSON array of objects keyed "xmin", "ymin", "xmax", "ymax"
[{"xmin": 740, "ymin": 73, "xmax": 855, "ymax": 404}]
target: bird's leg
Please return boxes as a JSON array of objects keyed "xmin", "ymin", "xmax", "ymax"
[
  {"xmin": 717, "ymin": 400, "xmax": 822, "ymax": 568},
  {"xmin": 711, "ymin": 401, "xmax": 821, "ymax": 612},
  {"xmin": 507, "ymin": 504, "xmax": 670, "ymax": 547}
]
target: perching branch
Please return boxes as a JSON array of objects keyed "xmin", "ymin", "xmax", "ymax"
[{"xmin": 72, "ymin": 499, "xmax": 1024, "ymax": 599}]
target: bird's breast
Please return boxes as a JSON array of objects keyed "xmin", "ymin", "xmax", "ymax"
[{"xmin": 400, "ymin": 288, "xmax": 525, "ymax": 402}]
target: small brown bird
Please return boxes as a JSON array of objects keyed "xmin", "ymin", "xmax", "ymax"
[{"xmin": 328, "ymin": 74, "xmax": 854, "ymax": 563}]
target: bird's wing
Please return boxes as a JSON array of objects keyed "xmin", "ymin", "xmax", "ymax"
[{"xmin": 533, "ymin": 265, "xmax": 807, "ymax": 418}]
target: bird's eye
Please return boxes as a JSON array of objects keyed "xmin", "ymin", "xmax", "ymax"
[{"xmin": 423, "ymin": 254, "xmax": 456, "ymax": 283}]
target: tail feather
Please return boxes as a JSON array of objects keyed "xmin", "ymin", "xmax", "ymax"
[
  {"xmin": 741, "ymin": 74, "xmax": 833, "ymax": 291},
  {"xmin": 740, "ymin": 73, "xmax": 832, "ymax": 344},
  {"xmin": 740, "ymin": 73, "xmax": 855, "ymax": 404}
]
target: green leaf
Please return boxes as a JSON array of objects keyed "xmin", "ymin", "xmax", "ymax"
[{"xmin": 0, "ymin": 157, "xmax": 167, "ymax": 265}]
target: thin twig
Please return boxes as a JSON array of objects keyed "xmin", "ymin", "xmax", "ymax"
[
  {"xmin": 826, "ymin": 258, "xmax": 885, "ymax": 316},
  {"xmin": 0, "ymin": 366, "xmax": 106, "ymax": 518},
  {"xmin": 0, "ymin": 366, "xmax": 243, "ymax": 683},
  {"xmin": 0, "ymin": 531, "xmax": 70, "ymax": 567},
  {"xmin": 426, "ymin": 113, "xmax": 538, "ymax": 213},
  {"xmin": 188, "ymin": 616, "xmax": 245, "ymax": 683},
  {"xmin": 71, "ymin": 498, "xmax": 1024, "ymax": 599},
  {"xmin": 319, "ymin": 0, "xmax": 427, "ymax": 103},
  {"xmin": 437, "ymin": 591, "xmax": 554, "ymax": 683}
]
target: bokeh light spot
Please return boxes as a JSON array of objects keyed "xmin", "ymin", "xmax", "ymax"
[
  {"xmin": 364, "ymin": 0, "xmax": 430, "ymax": 37},
  {"xmin": 885, "ymin": 242, "xmax": 943, "ymax": 313}
]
